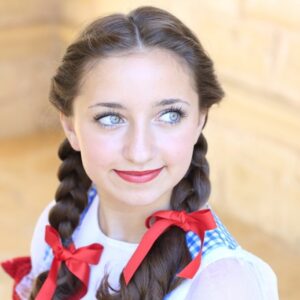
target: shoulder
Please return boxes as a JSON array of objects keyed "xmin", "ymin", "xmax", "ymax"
[
  {"xmin": 9, "ymin": 201, "xmax": 57, "ymax": 299},
  {"xmin": 184, "ymin": 208, "xmax": 278, "ymax": 299},
  {"xmin": 30, "ymin": 200, "xmax": 55, "ymax": 275},
  {"xmin": 186, "ymin": 249, "xmax": 279, "ymax": 300},
  {"xmin": 30, "ymin": 185, "xmax": 98, "ymax": 273}
]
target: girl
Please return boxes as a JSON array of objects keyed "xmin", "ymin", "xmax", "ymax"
[{"xmin": 2, "ymin": 6, "xmax": 279, "ymax": 299}]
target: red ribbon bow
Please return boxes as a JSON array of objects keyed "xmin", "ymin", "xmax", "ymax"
[
  {"xmin": 122, "ymin": 209, "xmax": 216, "ymax": 285},
  {"xmin": 36, "ymin": 225, "xmax": 103, "ymax": 300},
  {"xmin": 1, "ymin": 256, "xmax": 32, "ymax": 300}
]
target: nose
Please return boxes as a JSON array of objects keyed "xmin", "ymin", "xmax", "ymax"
[{"xmin": 122, "ymin": 121, "xmax": 155, "ymax": 165}]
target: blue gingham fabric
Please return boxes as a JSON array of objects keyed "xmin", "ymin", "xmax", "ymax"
[{"xmin": 185, "ymin": 208, "xmax": 239, "ymax": 259}]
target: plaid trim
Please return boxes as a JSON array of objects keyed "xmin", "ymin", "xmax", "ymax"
[
  {"xmin": 186, "ymin": 209, "xmax": 239, "ymax": 259},
  {"xmin": 78, "ymin": 186, "xmax": 97, "ymax": 225}
]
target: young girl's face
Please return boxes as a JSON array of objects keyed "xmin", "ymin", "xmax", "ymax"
[{"xmin": 61, "ymin": 48, "xmax": 206, "ymax": 209}]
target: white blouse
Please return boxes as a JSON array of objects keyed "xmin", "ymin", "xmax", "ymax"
[{"xmin": 17, "ymin": 186, "xmax": 279, "ymax": 299}]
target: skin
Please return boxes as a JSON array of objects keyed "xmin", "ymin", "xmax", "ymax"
[{"xmin": 60, "ymin": 48, "xmax": 207, "ymax": 243}]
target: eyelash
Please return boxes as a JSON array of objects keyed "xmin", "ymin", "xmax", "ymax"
[{"xmin": 93, "ymin": 105, "xmax": 187, "ymax": 128}]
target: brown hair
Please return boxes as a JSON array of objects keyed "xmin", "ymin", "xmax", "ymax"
[{"xmin": 30, "ymin": 5, "xmax": 224, "ymax": 299}]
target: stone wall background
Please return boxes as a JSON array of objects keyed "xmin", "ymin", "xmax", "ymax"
[{"xmin": 0, "ymin": 0, "xmax": 299, "ymax": 248}]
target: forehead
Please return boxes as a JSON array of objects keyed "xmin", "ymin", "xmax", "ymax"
[{"xmin": 77, "ymin": 48, "xmax": 197, "ymax": 107}]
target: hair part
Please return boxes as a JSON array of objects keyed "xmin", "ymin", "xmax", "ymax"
[{"xmin": 30, "ymin": 5, "xmax": 224, "ymax": 299}]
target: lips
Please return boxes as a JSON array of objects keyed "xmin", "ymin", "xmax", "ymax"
[{"xmin": 114, "ymin": 167, "xmax": 163, "ymax": 183}]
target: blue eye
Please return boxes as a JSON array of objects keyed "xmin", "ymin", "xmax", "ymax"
[
  {"xmin": 94, "ymin": 112, "xmax": 124, "ymax": 128},
  {"xmin": 159, "ymin": 106, "xmax": 187, "ymax": 124}
]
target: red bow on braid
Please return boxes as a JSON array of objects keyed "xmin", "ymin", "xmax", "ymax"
[
  {"xmin": 122, "ymin": 209, "xmax": 216, "ymax": 285},
  {"xmin": 36, "ymin": 225, "xmax": 103, "ymax": 300}
]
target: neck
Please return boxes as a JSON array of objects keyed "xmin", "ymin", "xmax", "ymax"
[{"xmin": 97, "ymin": 191, "xmax": 172, "ymax": 243}]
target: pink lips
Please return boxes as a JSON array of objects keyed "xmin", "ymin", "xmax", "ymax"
[{"xmin": 114, "ymin": 167, "xmax": 164, "ymax": 183}]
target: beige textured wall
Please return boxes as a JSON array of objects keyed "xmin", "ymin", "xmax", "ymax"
[
  {"xmin": 0, "ymin": 0, "xmax": 61, "ymax": 138},
  {"xmin": 0, "ymin": 0, "xmax": 299, "ymax": 248}
]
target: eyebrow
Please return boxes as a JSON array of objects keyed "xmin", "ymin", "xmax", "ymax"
[{"xmin": 88, "ymin": 98, "xmax": 190, "ymax": 109}]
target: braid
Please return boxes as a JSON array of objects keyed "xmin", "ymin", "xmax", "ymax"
[
  {"xmin": 97, "ymin": 227, "xmax": 191, "ymax": 300},
  {"xmin": 30, "ymin": 138, "xmax": 92, "ymax": 299},
  {"xmin": 50, "ymin": 138, "xmax": 91, "ymax": 240},
  {"xmin": 171, "ymin": 132, "xmax": 210, "ymax": 212},
  {"xmin": 97, "ymin": 132, "xmax": 210, "ymax": 299}
]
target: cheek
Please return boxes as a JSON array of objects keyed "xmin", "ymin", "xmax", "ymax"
[
  {"xmin": 163, "ymin": 129, "xmax": 196, "ymax": 167},
  {"xmin": 78, "ymin": 131, "xmax": 120, "ymax": 176}
]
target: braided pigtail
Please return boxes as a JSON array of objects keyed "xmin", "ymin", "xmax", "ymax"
[
  {"xmin": 30, "ymin": 138, "xmax": 92, "ymax": 299},
  {"xmin": 171, "ymin": 132, "xmax": 210, "ymax": 212},
  {"xmin": 97, "ymin": 227, "xmax": 191, "ymax": 300}
]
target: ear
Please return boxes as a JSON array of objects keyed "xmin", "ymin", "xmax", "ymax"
[
  {"xmin": 59, "ymin": 112, "xmax": 80, "ymax": 151},
  {"xmin": 193, "ymin": 111, "xmax": 207, "ymax": 145}
]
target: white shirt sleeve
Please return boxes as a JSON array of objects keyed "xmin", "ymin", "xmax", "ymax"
[
  {"xmin": 30, "ymin": 200, "xmax": 55, "ymax": 276},
  {"xmin": 185, "ymin": 257, "xmax": 279, "ymax": 300},
  {"xmin": 15, "ymin": 201, "xmax": 56, "ymax": 299}
]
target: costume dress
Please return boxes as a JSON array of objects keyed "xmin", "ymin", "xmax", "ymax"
[{"xmin": 2, "ymin": 185, "xmax": 279, "ymax": 299}]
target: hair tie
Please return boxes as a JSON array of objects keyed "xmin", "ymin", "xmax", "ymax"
[
  {"xmin": 36, "ymin": 225, "xmax": 103, "ymax": 300},
  {"xmin": 122, "ymin": 209, "xmax": 216, "ymax": 285}
]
